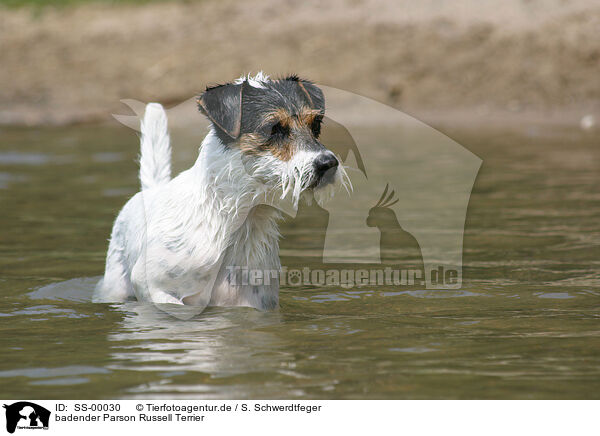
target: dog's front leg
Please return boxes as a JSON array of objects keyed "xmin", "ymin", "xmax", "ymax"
[{"xmin": 130, "ymin": 258, "xmax": 184, "ymax": 305}]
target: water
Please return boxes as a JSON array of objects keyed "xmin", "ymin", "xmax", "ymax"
[{"xmin": 0, "ymin": 123, "xmax": 599, "ymax": 399}]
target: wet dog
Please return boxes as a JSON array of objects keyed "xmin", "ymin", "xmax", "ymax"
[{"xmin": 94, "ymin": 73, "xmax": 349, "ymax": 310}]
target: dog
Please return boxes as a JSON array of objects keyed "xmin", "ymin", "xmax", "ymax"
[{"xmin": 93, "ymin": 73, "xmax": 349, "ymax": 310}]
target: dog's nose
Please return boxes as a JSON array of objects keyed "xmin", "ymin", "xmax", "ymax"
[{"xmin": 314, "ymin": 152, "xmax": 339, "ymax": 178}]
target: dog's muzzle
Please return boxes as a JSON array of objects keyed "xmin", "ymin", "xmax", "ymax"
[{"xmin": 313, "ymin": 152, "xmax": 339, "ymax": 187}]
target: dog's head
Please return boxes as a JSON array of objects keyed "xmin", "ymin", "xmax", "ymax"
[{"xmin": 197, "ymin": 73, "xmax": 349, "ymax": 205}]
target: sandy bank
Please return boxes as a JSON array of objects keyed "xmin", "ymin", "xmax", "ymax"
[{"xmin": 1, "ymin": 0, "xmax": 599, "ymax": 130}]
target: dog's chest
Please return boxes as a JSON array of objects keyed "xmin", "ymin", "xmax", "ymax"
[{"xmin": 150, "ymin": 205, "xmax": 282, "ymax": 310}]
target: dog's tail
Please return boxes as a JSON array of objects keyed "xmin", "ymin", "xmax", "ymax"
[{"xmin": 139, "ymin": 103, "xmax": 171, "ymax": 191}]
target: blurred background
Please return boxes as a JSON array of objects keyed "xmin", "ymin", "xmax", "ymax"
[{"xmin": 1, "ymin": 0, "xmax": 599, "ymax": 129}]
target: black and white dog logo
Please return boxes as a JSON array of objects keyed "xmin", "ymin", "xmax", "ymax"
[{"xmin": 3, "ymin": 402, "xmax": 50, "ymax": 434}]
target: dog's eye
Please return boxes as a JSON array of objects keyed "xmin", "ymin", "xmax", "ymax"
[
  {"xmin": 271, "ymin": 122, "xmax": 289, "ymax": 139},
  {"xmin": 311, "ymin": 116, "xmax": 323, "ymax": 137}
]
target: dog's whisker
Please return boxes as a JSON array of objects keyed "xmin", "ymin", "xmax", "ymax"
[{"xmin": 340, "ymin": 165, "xmax": 353, "ymax": 195}]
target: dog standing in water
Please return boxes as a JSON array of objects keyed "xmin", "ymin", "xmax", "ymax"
[{"xmin": 94, "ymin": 73, "xmax": 348, "ymax": 310}]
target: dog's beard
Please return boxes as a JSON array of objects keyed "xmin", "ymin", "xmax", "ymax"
[
  {"xmin": 312, "ymin": 165, "xmax": 351, "ymax": 206},
  {"xmin": 280, "ymin": 151, "xmax": 352, "ymax": 208},
  {"xmin": 280, "ymin": 150, "xmax": 316, "ymax": 206},
  {"xmin": 240, "ymin": 150, "xmax": 352, "ymax": 209}
]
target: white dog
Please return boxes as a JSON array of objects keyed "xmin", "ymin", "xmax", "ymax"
[{"xmin": 93, "ymin": 73, "xmax": 348, "ymax": 310}]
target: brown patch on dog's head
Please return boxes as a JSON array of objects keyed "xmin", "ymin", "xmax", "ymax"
[
  {"xmin": 237, "ymin": 132, "xmax": 296, "ymax": 162},
  {"xmin": 236, "ymin": 105, "xmax": 325, "ymax": 161},
  {"xmin": 261, "ymin": 106, "xmax": 322, "ymax": 132}
]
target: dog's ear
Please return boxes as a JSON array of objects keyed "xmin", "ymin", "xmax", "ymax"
[{"xmin": 197, "ymin": 83, "xmax": 244, "ymax": 140}]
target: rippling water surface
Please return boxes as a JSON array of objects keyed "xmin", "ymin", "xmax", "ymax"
[{"xmin": 0, "ymin": 123, "xmax": 598, "ymax": 399}]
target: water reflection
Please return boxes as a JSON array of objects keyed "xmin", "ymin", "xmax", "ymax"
[
  {"xmin": 33, "ymin": 278, "xmax": 288, "ymax": 379},
  {"xmin": 109, "ymin": 304, "xmax": 285, "ymax": 376}
]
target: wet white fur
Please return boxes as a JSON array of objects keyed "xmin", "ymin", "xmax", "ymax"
[
  {"xmin": 139, "ymin": 103, "xmax": 171, "ymax": 190},
  {"xmin": 233, "ymin": 71, "xmax": 269, "ymax": 88},
  {"xmin": 94, "ymin": 82, "xmax": 348, "ymax": 310}
]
